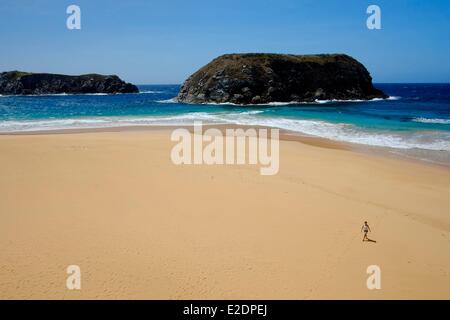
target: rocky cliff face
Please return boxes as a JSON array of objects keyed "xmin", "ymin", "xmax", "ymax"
[
  {"xmin": 0, "ymin": 71, "xmax": 139, "ymax": 95},
  {"xmin": 177, "ymin": 53, "xmax": 387, "ymax": 104}
]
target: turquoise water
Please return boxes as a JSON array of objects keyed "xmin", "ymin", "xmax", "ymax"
[{"xmin": 0, "ymin": 84, "xmax": 449, "ymax": 151}]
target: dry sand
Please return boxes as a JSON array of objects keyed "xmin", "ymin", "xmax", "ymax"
[{"xmin": 0, "ymin": 127, "xmax": 449, "ymax": 299}]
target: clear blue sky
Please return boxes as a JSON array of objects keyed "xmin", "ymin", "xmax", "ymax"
[{"xmin": 0, "ymin": 0, "xmax": 449, "ymax": 84}]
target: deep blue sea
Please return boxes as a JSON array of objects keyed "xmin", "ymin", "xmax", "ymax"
[{"xmin": 1, "ymin": 84, "xmax": 449, "ymax": 154}]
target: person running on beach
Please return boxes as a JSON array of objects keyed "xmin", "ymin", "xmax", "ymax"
[{"xmin": 361, "ymin": 221, "xmax": 371, "ymax": 241}]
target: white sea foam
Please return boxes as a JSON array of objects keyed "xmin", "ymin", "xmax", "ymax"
[
  {"xmin": 0, "ymin": 113, "xmax": 221, "ymax": 132},
  {"xmin": 203, "ymin": 100, "xmax": 304, "ymax": 106},
  {"xmin": 156, "ymin": 97, "xmax": 178, "ymax": 103},
  {"xmin": 260, "ymin": 101, "xmax": 302, "ymax": 106},
  {"xmin": 238, "ymin": 110, "xmax": 264, "ymax": 115},
  {"xmin": 413, "ymin": 117, "xmax": 450, "ymax": 124},
  {"xmin": 43, "ymin": 93, "xmax": 109, "ymax": 96},
  {"xmin": 1, "ymin": 110, "xmax": 448, "ymax": 151},
  {"xmin": 203, "ymin": 114, "xmax": 450, "ymax": 151},
  {"xmin": 314, "ymin": 96, "xmax": 400, "ymax": 104},
  {"xmin": 163, "ymin": 96, "xmax": 398, "ymax": 106},
  {"xmin": 139, "ymin": 90, "xmax": 166, "ymax": 94}
]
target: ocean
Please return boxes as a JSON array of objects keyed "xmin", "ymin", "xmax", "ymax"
[{"xmin": 1, "ymin": 83, "xmax": 449, "ymax": 164}]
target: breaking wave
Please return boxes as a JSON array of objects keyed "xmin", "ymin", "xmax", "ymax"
[
  {"xmin": 413, "ymin": 117, "xmax": 450, "ymax": 124},
  {"xmin": 158, "ymin": 96, "xmax": 399, "ymax": 106},
  {"xmin": 1, "ymin": 112, "xmax": 448, "ymax": 151}
]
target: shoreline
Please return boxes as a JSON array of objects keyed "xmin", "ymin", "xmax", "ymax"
[{"xmin": 2, "ymin": 123, "xmax": 449, "ymax": 169}]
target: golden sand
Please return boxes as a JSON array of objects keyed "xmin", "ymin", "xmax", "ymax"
[{"xmin": 0, "ymin": 128, "xmax": 449, "ymax": 299}]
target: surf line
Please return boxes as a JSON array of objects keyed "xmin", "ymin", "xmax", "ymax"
[{"xmin": 170, "ymin": 121, "xmax": 279, "ymax": 175}]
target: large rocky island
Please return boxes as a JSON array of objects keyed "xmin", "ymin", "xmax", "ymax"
[
  {"xmin": 0, "ymin": 71, "xmax": 138, "ymax": 95},
  {"xmin": 177, "ymin": 53, "xmax": 387, "ymax": 104}
]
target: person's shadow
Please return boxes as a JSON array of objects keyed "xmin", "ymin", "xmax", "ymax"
[{"xmin": 364, "ymin": 237, "xmax": 377, "ymax": 243}]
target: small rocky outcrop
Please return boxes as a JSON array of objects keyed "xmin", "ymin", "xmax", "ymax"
[
  {"xmin": 177, "ymin": 53, "xmax": 387, "ymax": 104},
  {"xmin": 0, "ymin": 71, "xmax": 139, "ymax": 95}
]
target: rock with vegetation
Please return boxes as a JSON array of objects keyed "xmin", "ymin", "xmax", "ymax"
[
  {"xmin": 177, "ymin": 53, "xmax": 387, "ymax": 104},
  {"xmin": 0, "ymin": 71, "xmax": 139, "ymax": 95}
]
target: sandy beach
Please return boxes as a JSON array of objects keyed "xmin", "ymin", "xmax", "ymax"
[{"xmin": 0, "ymin": 127, "xmax": 449, "ymax": 299}]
